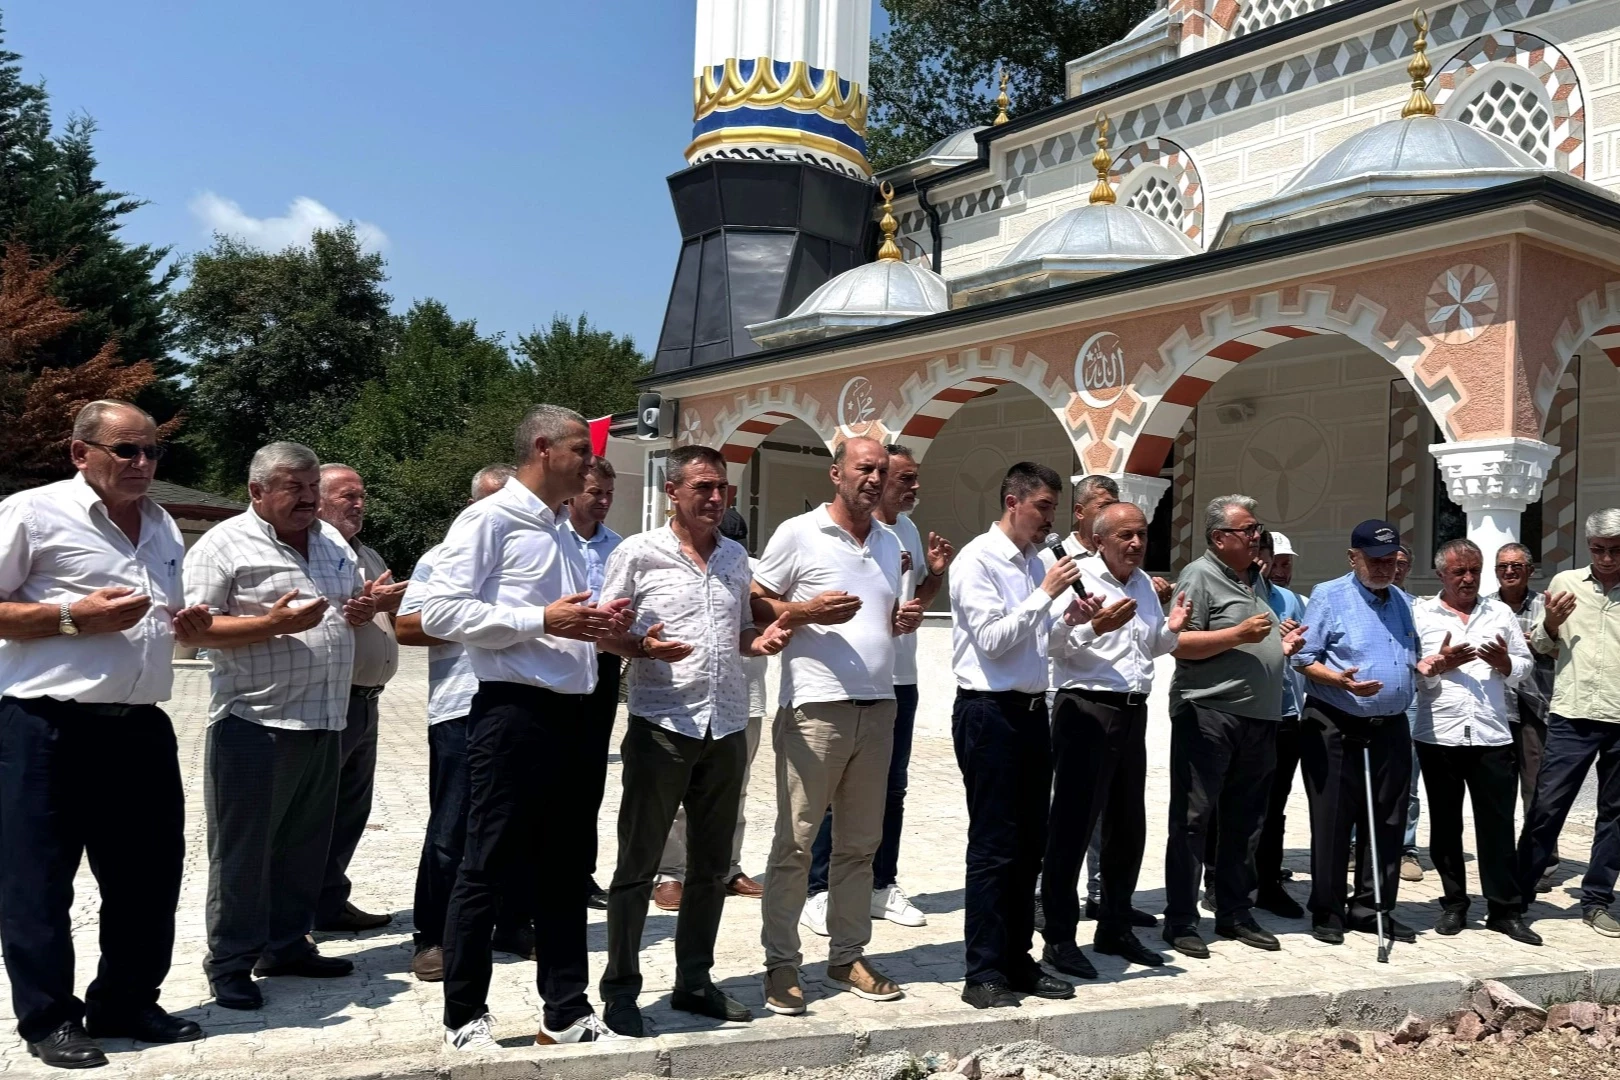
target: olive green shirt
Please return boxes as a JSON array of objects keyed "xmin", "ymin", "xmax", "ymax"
[
  {"xmin": 1530, "ymin": 567, "xmax": 1620, "ymax": 722},
  {"xmin": 1170, "ymin": 549, "xmax": 1286, "ymax": 720}
]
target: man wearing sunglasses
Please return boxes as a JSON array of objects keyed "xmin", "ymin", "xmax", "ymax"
[{"xmin": 0, "ymin": 400, "xmax": 213, "ymax": 1068}]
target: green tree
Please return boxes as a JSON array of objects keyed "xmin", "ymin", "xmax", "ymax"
[
  {"xmin": 175, "ymin": 225, "xmax": 395, "ymax": 489},
  {"xmin": 866, "ymin": 0, "xmax": 1153, "ymax": 170},
  {"xmin": 512, "ymin": 313, "xmax": 649, "ymax": 419}
]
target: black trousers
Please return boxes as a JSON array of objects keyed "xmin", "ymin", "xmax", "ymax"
[
  {"xmin": 1256, "ymin": 716, "xmax": 1301, "ymax": 887},
  {"xmin": 583, "ymin": 654, "xmax": 622, "ymax": 888},
  {"xmin": 1299, "ymin": 698, "xmax": 1410, "ymax": 921},
  {"xmin": 1041, "ymin": 689, "xmax": 1148, "ymax": 942},
  {"xmin": 602, "ymin": 716, "xmax": 746, "ymax": 1002},
  {"xmin": 442, "ymin": 681, "xmax": 596, "ymax": 1032},
  {"xmin": 951, "ymin": 689, "xmax": 1050, "ymax": 986},
  {"xmin": 317, "ymin": 686, "xmax": 382, "ymax": 923},
  {"xmin": 1415, "ymin": 741, "xmax": 1521, "ymax": 918},
  {"xmin": 1517, "ymin": 714, "xmax": 1620, "ymax": 912},
  {"xmin": 0, "ymin": 698, "xmax": 184, "ymax": 1043},
  {"xmin": 1164, "ymin": 702, "xmax": 1276, "ymax": 926}
]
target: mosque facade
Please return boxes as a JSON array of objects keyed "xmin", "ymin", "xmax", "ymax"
[{"xmin": 640, "ymin": 0, "xmax": 1620, "ymax": 598}]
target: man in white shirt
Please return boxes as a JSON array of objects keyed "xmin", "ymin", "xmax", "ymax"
[
  {"xmin": 1041, "ymin": 502, "xmax": 1187, "ymax": 979},
  {"xmin": 593, "ymin": 445, "xmax": 791, "ymax": 1037},
  {"xmin": 397, "ymin": 464, "xmax": 528, "ymax": 983},
  {"xmin": 0, "ymin": 400, "xmax": 212, "ymax": 1067},
  {"xmin": 420, "ymin": 405, "xmax": 633, "ymax": 1051},
  {"xmin": 751, "ymin": 436, "xmax": 919, "ymax": 1016},
  {"xmin": 313, "ymin": 463, "xmax": 407, "ymax": 933},
  {"xmin": 949, "ymin": 461, "xmax": 1096, "ymax": 1010},
  {"xmin": 1412, "ymin": 538, "xmax": 1539, "ymax": 944},
  {"xmin": 804, "ymin": 443, "xmax": 952, "ymax": 934},
  {"xmin": 182, "ymin": 441, "xmax": 376, "ymax": 1011},
  {"xmin": 563, "ymin": 458, "xmax": 624, "ymax": 910}
]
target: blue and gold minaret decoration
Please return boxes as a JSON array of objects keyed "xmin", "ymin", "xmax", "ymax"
[{"xmin": 687, "ymin": 0, "xmax": 872, "ymax": 177}]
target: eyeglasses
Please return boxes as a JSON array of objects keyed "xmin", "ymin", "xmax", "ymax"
[
  {"xmin": 1215, "ymin": 523, "xmax": 1265, "ymax": 538},
  {"xmin": 1495, "ymin": 562, "xmax": 1531, "ymax": 574},
  {"xmin": 1590, "ymin": 544, "xmax": 1620, "ymax": 559},
  {"xmin": 85, "ymin": 441, "xmax": 167, "ymax": 462}
]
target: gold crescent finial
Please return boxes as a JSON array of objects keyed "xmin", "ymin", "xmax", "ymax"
[
  {"xmin": 993, "ymin": 67, "xmax": 1011, "ymax": 126},
  {"xmin": 1402, "ymin": 9, "xmax": 1436, "ymax": 118},
  {"xmin": 1089, "ymin": 113, "xmax": 1116, "ymax": 205},
  {"xmin": 876, "ymin": 180, "xmax": 903, "ymax": 262}
]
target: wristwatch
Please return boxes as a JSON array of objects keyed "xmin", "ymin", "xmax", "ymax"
[{"xmin": 58, "ymin": 602, "xmax": 79, "ymax": 637}]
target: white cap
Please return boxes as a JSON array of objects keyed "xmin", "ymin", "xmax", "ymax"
[{"xmin": 1271, "ymin": 531, "xmax": 1296, "ymax": 556}]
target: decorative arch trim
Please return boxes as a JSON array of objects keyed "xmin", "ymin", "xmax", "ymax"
[
  {"xmin": 700, "ymin": 388, "xmax": 835, "ymax": 485},
  {"xmin": 1113, "ymin": 138, "xmax": 1206, "ymax": 245},
  {"xmin": 888, "ymin": 345, "xmax": 1073, "ymax": 460},
  {"xmin": 1431, "ymin": 31, "xmax": 1585, "ymax": 177},
  {"xmin": 1549, "ymin": 280, "xmax": 1620, "ymax": 422}
]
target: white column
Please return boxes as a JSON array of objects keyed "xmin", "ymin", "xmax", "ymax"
[
  {"xmin": 1428, "ymin": 437, "xmax": 1557, "ymax": 593},
  {"xmin": 1101, "ymin": 472, "xmax": 1172, "ymax": 524}
]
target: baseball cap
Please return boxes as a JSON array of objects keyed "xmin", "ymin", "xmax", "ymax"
[
  {"xmin": 1350, "ymin": 519, "xmax": 1401, "ymax": 557},
  {"xmin": 1271, "ymin": 531, "xmax": 1296, "ymax": 557}
]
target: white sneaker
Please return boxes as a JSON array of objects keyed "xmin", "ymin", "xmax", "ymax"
[
  {"xmin": 871, "ymin": 884, "xmax": 927, "ymax": 927},
  {"xmin": 537, "ymin": 1013, "xmax": 625, "ymax": 1045},
  {"xmin": 800, "ymin": 891, "xmax": 830, "ymax": 937},
  {"xmin": 445, "ymin": 1013, "xmax": 502, "ymax": 1052}
]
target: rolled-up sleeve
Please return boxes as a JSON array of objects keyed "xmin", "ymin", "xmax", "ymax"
[{"xmin": 420, "ymin": 512, "xmax": 548, "ymax": 647}]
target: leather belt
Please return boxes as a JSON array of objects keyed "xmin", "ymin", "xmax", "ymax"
[
  {"xmin": 351, "ymin": 685, "xmax": 385, "ymax": 701},
  {"xmin": 1068, "ymin": 687, "xmax": 1151, "ymax": 708},
  {"xmin": 959, "ymin": 689, "xmax": 1045, "ymax": 711}
]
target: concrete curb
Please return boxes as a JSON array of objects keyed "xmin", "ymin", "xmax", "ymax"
[{"xmin": 277, "ymin": 959, "xmax": 1620, "ymax": 1080}]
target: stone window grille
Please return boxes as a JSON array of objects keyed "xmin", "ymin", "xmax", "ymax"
[
  {"xmin": 1123, "ymin": 172, "xmax": 1187, "ymax": 233},
  {"xmin": 1450, "ymin": 70, "xmax": 1555, "ymax": 165}
]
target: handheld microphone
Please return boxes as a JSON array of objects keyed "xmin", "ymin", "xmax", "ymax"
[{"xmin": 1044, "ymin": 533, "xmax": 1089, "ymax": 600}]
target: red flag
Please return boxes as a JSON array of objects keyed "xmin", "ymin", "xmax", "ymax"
[{"xmin": 588, "ymin": 415, "xmax": 612, "ymax": 458}]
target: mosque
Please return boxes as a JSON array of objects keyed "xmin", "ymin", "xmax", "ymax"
[{"xmin": 633, "ymin": 0, "xmax": 1620, "ymax": 599}]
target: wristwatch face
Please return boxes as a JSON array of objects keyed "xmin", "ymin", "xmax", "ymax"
[{"xmin": 59, "ymin": 605, "xmax": 78, "ymax": 636}]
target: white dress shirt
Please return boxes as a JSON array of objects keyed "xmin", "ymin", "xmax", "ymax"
[
  {"xmin": 0, "ymin": 474, "xmax": 186, "ymax": 704},
  {"xmin": 950, "ymin": 523, "xmax": 1054, "ymax": 694},
  {"xmin": 348, "ymin": 540, "xmax": 398, "ymax": 688},
  {"xmin": 184, "ymin": 508, "xmax": 362, "ymax": 729},
  {"xmin": 418, "ymin": 476, "xmax": 598, "ymax": 696},
  {"xmin": 1413, "ymin": 594, "xmax": 1532, "ymax": 747},
  {"xmin": 889, "ymin": 513, "xmax": 927, "ymax": 685},
  {"xmin": 754, "ymin": 504, "xmax": 901, "ymax": 708},
  {"xmin": 399, "ymin": 544, "xmax": 476, "ymax": 725},
  {"xmin": 598, "ymin": 525, "xmax": 753, "ymax": 739},
  {"xmin": 1050, "ymin": 558, "xmax": 1178, "ymax": 693}
]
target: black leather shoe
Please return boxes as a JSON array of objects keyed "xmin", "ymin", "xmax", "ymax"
[
  {"xmin": 1094, "ymin": 927, "xmax": 1166, "ymax": 967},
  {"xmin": 1486, "ymin": 914, "xmax": 1544, "ymax": 946},
  {"xmin": 27, "ymin": 1021, "xmax": 106, "ymax": 1069},
  {"xmin": 1006, "ymin": 966, "xmax": 1075, "ymax": 999},
  {"xmin": 1216, "ymin": 918, "xmax": 1281, "ymax": 951},
  {"xmin": 1032, "ymin": 894, "xmax": 1046, "ymax": 932},
  {"xmin": 1435, "ymin": 909, "xmax": 1466, "ymax": 936},
  {"xmin": 491, "ymin": 925, "xmax": 538, "ymax": 960},
  {"xmin": 671, "ymin": 984, "xmax": 753, "ymax": 1022},
  {"xmin": 313, "ymin": 901, "xmax": 391, "ymax": 932},
  {"xmin": 1041, "ymin": 941, "xmax": 1098, "ymax": 980},
  {"xmin": 586, "ymin": 879, "xmax": 610, "ymax": 910},
  {"xmin": 603, "ymin": 995, "xmax": 645, "ymax": 1037},
  {"xmin": 1163, "ymin": 924, "xmax": 1209, "ymax": 959},
  {"xmin": 1311, "ymin": 914, "xmax": 1344, "ymax": 945},
  {"xmin": 209, "ymin": 971, "xmax": 263, "ymax": 1010},
  {"xmin": 1085, "ymin": 899, "xmax": 1157, "ymax": 928},
  {"xmin": 86, "ymin": 1005, "xmax": 202, "ymax": 1043},
  {"xmin": 1347, "ymin": 913, "xmax": 1417, "ymax": 943},
  {"xmin": 253, "ymin": 951, "xmax": 354, "ymax": 978},
  {"xmin": 1256, "ymin": 884, "xmax": 1305, "ymax": 919},
  {"xmin": 961, "ymin": 981, "xmax": 1021, "ymax": 1009}
]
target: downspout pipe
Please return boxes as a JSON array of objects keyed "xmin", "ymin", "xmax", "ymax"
[{"xmin": 917, "ymin": 181, "xmax": 943, "ymax": 273}]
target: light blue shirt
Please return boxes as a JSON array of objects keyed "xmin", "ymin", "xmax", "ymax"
[
  {"xmin": 562, "ymin": 518, "xmax": 623, "ymax": 603},
  {"xmin": 1264, "ymin": 581, "xmax": 1308, "ymax": 719},
  {"xmin": 1294, "ymin": 573, "xmax": 1418, "ymax": 718}
]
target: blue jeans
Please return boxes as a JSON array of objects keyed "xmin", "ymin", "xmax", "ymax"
[
  {"xmin": 1517, "ymin": 714, "xmax": 1620, "ymax": 912},
  {"xmin": 809, "ymin": 683, "xmax": 918, "ymax": 894}
]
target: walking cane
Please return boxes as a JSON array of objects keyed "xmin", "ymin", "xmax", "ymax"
[{"xmin": 1362, "ymin": 744, "xmax": 1390, "ymax": 963}]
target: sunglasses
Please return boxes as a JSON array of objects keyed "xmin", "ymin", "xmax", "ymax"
[
  {"xmin": 86, "ymin": 441, "xmax": 167, "ymax": 462},
  {"xmin": 1215, "ymin": 523, "xmax": 1265, "ymax": 538},
  {"xmin": 1495, "ymin": 563, "xmax": 1531, "ymax": 573}
]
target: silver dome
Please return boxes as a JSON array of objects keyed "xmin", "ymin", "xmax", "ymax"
[
  {"xmin": 919, "ymin": 126, "xmax": 987, "ymax": 166},
  {"xmin": 1217, "ymin": 116, "xmax": 1549, "ymax": 246},
  {"xmin": 747, "ymin": 259, "xmax": 950, "ymax": 348},
  {"xmin": 951, "ymin": 202, "xmax": 1199, "ymax": 306}
]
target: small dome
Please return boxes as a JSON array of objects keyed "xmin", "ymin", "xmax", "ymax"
[
  {"xmin": 918, "ymin": 126, "xmax": 987, "ymax": 166},
  {"xmin": 747, "ymin": 260, "xmax": 949, "ymax": 348},
  {"xmin": 1123, "ymin": 6, "xmax": 1171, "ymax": 40}
]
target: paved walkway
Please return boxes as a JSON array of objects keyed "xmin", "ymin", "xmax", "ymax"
[{"xmin": 0, "ymin": 630, "xmax": 1612, "ymax": 1078}]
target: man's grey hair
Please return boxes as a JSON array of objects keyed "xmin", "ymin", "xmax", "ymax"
[
  {"xmin": 470, "ymin": 464, "xmax": 516, "ymax": 499},
  {"xmin": 1075, "ymin": 474, "xmax": 1119, "ymax": 504},
  {"xmin": 1497, "ymin": 541, "xmax": 1534, "ymax": 564},
  {"xmin": 1434, "ymin": 537, "xmax": 1482, "ymax": 572},
  {"xmin": 72, "ymin": 399, "xmax": 155, "ymax": 442},
  {"xmin": 513, "ymin": 403, "xmax": 587, "ymax": 463},
  {"xmin": 249, "ymin": 441, "xmax": 320, "ymax": 486},
  {"xmin": 1093, "ymin": 500, "xmax": 1146, "ymax": 539},
  {"xmin": 883, "ymin": 442, "xmax": 917, "ymax": 461},
  {"xmin": 319, "ymin": 462, "xmax": 361, "ymax": 490},
  {"xmin": 1586, "ymin": 509, "xmax": 1620, "ymax": 539},
  {"xmin": 1203, "ymin": 494, "xmax": 1257, "ymax": 543}
]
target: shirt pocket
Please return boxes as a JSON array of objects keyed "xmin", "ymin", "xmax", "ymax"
[{"xmin": 234, "ymin": 563, "xmax": 306, "ymax": 616}]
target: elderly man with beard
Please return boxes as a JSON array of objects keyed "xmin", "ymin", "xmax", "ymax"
[{"xmin": 751, "ymin": 436, "xmax": 921, "ymax": 1016}]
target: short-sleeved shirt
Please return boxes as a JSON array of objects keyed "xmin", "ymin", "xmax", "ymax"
[
  {"xmin": 399, "ymin": 544, "xmax": 475, "ymax": 725},
  {"xmin": 1170, "ymin": 549, "xmax": 1286, "ymax": 720},
  {"xmin": 1294, "ymin": 573, "xmax": 1418, "ymax": 718},
  {"xmin": 183, "ymin": 509, "xmax": 363, "ymax": 729},
  {"xmin": 348, "ymin": 540, "xmax": 398, "ymax": 688},
  {"xmin": 889, "ymin": 513, "xmax": 927, "ymax": 685},
  {"xmin": 754, "ymin": 504, "xmax": 901, "ymax": 708}
]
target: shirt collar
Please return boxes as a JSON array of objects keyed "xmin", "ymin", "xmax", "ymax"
[
  {"xmin": 66, "ymin": 471, "xmax": 162, "ymax": 526},
  {"xmin": 986, "ymin": 521, "xmax": 1036, "ymax": 563},
  {"xmin": 563, "ymin": 516, "xmax": 617, "ymax": 545},
  {"xmin": 1200, "ymin": 547, "xmax": 1259, "ymax": 589},
  {"xmin": 501, "ymin": 475, "xmax": 557, "ymax": 525},
  {"xmin": 1349, "ymin": 572, "xmax": 1401, "ymax": 606}
]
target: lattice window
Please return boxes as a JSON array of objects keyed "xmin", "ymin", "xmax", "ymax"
[
  {"xmin": 1231, "ymin": 0, "xmax": 1335, "ymax": 37},
  {"xmin": 1125, "ymin": 173, "xmax": 1186, "ymax": 232},
  {"xmin": 1452, "ymin": 72, "xmax": 1555, "ymax": 164}
]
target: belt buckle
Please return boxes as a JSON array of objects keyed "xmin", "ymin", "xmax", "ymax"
[{"xmin": 1027, "ymin": 696, "xmax": 1043, "ymax": 712}]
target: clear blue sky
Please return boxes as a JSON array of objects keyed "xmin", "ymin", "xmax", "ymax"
[{"xmin": 4, "ymin": 1, "xmax": 891, "ymax": 356}]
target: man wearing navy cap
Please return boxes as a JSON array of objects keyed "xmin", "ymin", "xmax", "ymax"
[{"xmin": 1292, "ymin": 520, "xmax": 1422, "ymax": 946}]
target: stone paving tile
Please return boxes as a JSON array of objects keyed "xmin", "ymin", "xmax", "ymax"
[{"xmin": 0, "ymin": 635, "xmax": 1612, "ymax": 1077}]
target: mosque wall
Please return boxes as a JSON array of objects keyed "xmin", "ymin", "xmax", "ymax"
[{"xmin": 1577, "ymin": 355, "xmax": 1620, "ymax": 521}]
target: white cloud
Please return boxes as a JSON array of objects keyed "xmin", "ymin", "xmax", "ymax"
[{"xmin": 190, "ymin": 192, "xmax": 388, "ymax": 251}]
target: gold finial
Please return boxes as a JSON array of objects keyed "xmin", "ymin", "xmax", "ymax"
[
  {"xmin": 1402, "ymin": 9, "xmax": 1436, "ymax": 118},
  {"xmin": 1089, "ymin": 113, "xmax": 1116, "ymax": 205},
  {"xmin": 876, "ymin": 181, "xmax": 902, "ymax": 262},
  {"xmin": 993, "ymin": 67, "xmax": 1011, "ymax": 126}
]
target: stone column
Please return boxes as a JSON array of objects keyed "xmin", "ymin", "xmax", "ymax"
[
  {"xmin": 1428, "ymin": 437, "xmax": 1557, "ymax": 593},
  {"xmin": 1102, "ymin": 472, "xmax": 1172, "ymax": 524}
]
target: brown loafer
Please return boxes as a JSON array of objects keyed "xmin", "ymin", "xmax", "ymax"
[
  {"xmin": 411, "ymin": 945, "xmax": 444, "ymax": 982},
  {"xmin": 653, "ymin": 880, "xmax": 683, "ymax": 911},
  {"xmin": 727, "ymin": 873, "xmax": 764, "ymax": 898}
]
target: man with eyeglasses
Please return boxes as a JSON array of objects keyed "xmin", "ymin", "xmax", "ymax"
[
  {"xmin": 1518, "ymin": 511, "xmax": 1620, "ymax": 938},
  {"xmin": 0, "ymin": 400, "xmax": 213, "ymax": 1068},
  {"xmin": 1486, "ymin": 543, "xmax": 1561, "ymax": 890}
]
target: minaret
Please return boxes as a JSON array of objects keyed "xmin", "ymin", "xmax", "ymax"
[{"xmin": 655, "ymin": 0, "xmax": 877, "ymax": 373}]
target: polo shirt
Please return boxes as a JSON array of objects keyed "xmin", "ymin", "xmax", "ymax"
[{"xmin": 1169, "ymin": 549, "xmax": 1286, "ymax": 720}]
